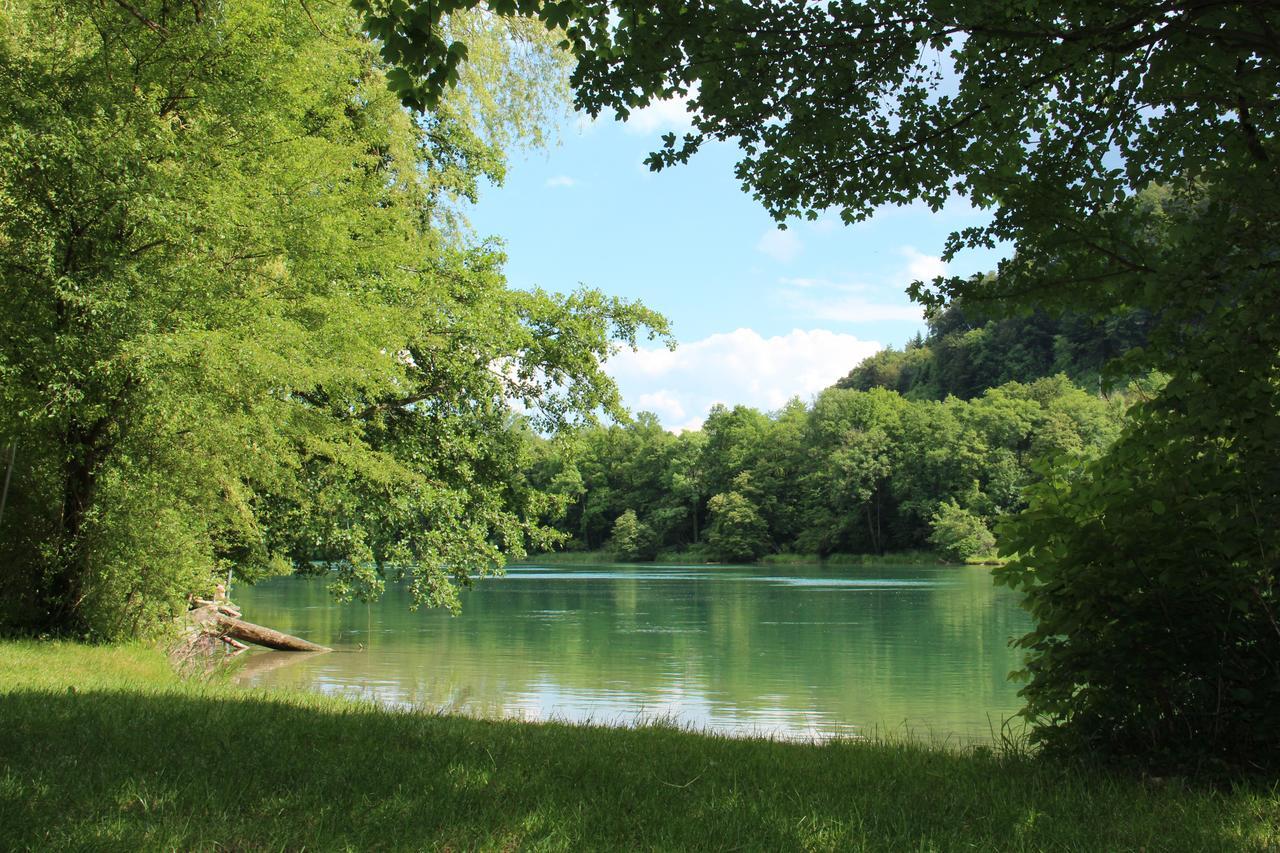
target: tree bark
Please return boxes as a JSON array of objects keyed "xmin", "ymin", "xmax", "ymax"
[{"xmin": 207, "ymin": 610, "xmax": 331, "ymax": 652}]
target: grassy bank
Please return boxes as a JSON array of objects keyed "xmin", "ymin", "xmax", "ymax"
[{"xmin": 2, "ymin": 642, "xmax": 1277, "ymax": 851}]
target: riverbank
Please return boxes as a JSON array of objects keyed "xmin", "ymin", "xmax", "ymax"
[
  {"xmin": 2, "ymin": 642, "xmax": 1275, "ymax": 851},
  {"xmin": 519, "ymin": 548, "xmax": 990, "ymax": 567}
]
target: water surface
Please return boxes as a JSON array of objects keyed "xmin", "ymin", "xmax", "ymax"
[{"xmin": 233, "ymin": 563, "xmax": 1031, "ymax": 741}]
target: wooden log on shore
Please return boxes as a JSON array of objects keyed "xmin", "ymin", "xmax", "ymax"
[
  {"xmin": 216, "ymin": 614, "xmax": 331, "ymax": 652},
  {"xmin": 186, "ymin": 605, "xmax": 331, "ymax": 653}
]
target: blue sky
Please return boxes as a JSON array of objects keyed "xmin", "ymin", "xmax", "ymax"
[{"xmin": 468, "ymin": 101, "xmax": 1005, "ymax": 431}]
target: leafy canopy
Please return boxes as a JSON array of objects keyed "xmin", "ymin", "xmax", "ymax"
[
  {"xmin": 0, "ymin": 0, "xmax": 667, "ymax": 638},
  {"xmin": 364, "ymin": 0, "xmax": 1280, "ymax": 770}
]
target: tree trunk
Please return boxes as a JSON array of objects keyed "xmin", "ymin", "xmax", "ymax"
[
  {"xmin": 43, "ymin": 432, "xmax": 97, "ymax": 632},
  {"xmin": 210, "ymin": 611, "xmax": 331, "ymax": 652}
]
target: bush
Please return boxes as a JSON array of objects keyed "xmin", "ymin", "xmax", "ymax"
[
  {"xmin": 928, "ymin": 502, "xmax": 996, "ymax": 562},
  {"xmin": 997, "ymin": 380, "xmax": 1280, "ymax": 774},
  {"xmin": 610, "ymin": 510, "xmax": 658, "ymax": 562},
  {"xmin": 760, "ymin": 553, "xmax": 822, "ymax": 566},
  {"xmin": 705, "ymin": 488, "xmax": 769, "ymax": 563},
  {"xmin": 654, "ymin": 543, "xmax": 714, "ymax": 564}
]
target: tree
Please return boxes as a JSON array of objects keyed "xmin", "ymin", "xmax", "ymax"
[
  {"xmin": 609, "ymin": 509, "xmax": 657, "ymax": 562},
  {"xmin": 706, "ymin": 475, "xmax": 770, "ymax": 564},
  {"xmin": 662, "ymin": 430, "xmax": 707, "ymax": 546},
  {"xmin": 928, "ymin": 501, "xmax": 995, "ymax": 563},
  {"xmin": 0, "ymin": 0, "xmax": 666, "ymax": 637},
  {"xmin": 799, "ymin": 388, "xmax": 905, "ymax": 555},
  {"xmin": 840, "ymin": 301, "xmax": 1153, "ymax": 401}
]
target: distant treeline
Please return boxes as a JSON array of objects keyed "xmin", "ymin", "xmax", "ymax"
[
  {"xmin": 836, "ymin": 301, "xmax": 1151, "ymax": 400},
  {"xmin": 523, "ymin": 377, "xmax": 1122, "ymax": 563}
]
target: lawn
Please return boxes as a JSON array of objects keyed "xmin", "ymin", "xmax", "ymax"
[{"xmin": 0, "ymin": 641, "xmax": 1276, "ymax": 851}]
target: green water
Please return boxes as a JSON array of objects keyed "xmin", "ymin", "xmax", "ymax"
[{"xmin": 232, "ymin": 563, "xmax": 1032, "ymax": 741}]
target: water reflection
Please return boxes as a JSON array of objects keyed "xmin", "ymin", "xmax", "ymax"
[{"xmin": 233, "ymin": 563, "xmax": 1031, "ymax": 742}]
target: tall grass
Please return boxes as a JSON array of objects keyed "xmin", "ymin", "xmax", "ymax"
[{"xmin": 1, "ymin": 641, "xmax": 1277, "ymax": 851}]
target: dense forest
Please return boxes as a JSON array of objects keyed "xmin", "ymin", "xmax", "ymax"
[
  {"xmin": 836, "ymin": 301, "xmax": 1152, "ymax": 400},
  {"xmin": 523, "ymin": 375, "xmax": 1121, "ymax": 563}
]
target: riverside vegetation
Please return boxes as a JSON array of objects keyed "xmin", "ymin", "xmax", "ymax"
[
  {"xmin": 3, "ymin": 641, "xmax": 1279, "ymax": 851},
  {"xmin": 516, "ymin": 302, "xmax": 1130, "ymax": 566}
]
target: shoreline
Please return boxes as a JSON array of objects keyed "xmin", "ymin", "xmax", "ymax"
[{"xmin": 514, "ymin": 548, "xmax": 1009, "ymax": 568}]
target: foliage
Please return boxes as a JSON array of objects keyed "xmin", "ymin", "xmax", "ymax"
[
  {"xmin": 365, "ymin": 0, "xmax": 1280, "ymax": 772},
  {"xmin": 928, "ymin": 502, "xmax": 996, "ymax": 563},
  {"xmin": 837, "ymin": 302, "xmax": 1153, "ymax": 400},
  {"xmin": 609, "ymin": 509, "xmax": 657, "ymax": 562},
  {"xmin": 705, "ymin": 475, "xmax": 770, "ymax": 563},
  {"xmin": 0, "ymin": 0, "xmax": 666, "ymax": 638},
  {"xmin": 997, "ymin": 370, "xmax": 1280, "ymax": 773},
  {"xmin": 526, "ymin": 379, "xmax": 1118, "ymax": 563}
]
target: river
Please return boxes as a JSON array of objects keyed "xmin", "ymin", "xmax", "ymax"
[{"xmin": 232, "ymin": 562, "xmax": 1032, "ymax": 742}]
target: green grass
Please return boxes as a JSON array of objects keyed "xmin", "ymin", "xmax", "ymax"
[
  {"xmin": 515, "ymin": 548, "xmax": 618, "ymax": 565},
  {"xmin": 821, "ymin": 549, "xmax": 944, "ymax": 566},
  {"xmin": 759, "ymin": 552, "xmax": 824, "ymax": 565},
  {"xmin": 2, "ymin": 642, "xmax": 1278, "ymax": 851}
]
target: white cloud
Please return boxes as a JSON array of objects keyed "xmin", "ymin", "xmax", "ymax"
[
  {"xmin": 634, "ymin": 390, "xmax": 686, "ymax": 424},
  {"xmin": 901, "ymin": 245, "xmax": 947, "ymax": 280},
  {"xmin": 756, "ymin": 228, "xmax": 803, "ymax": 263},
  {"xmin": 623, "ymin": 91, "xmax": 695, "ymax": 135},
  {"xmin": 606, "ymin": 328, "xmax": 881, "ymax": 430},
  {"xmin": 782, "ymin": 293, "xmax": 926, "ymax": 324},
  {"xmin": 773, "ymin": 246, "xmax": 943, "ymax": 325},
  {"xmin": 669, "ymin": 415, "xmax": 708, "ymax": 435},
  {"xmin": 544, "ymin": 175, "xmax": 577, "ymax": 189}
]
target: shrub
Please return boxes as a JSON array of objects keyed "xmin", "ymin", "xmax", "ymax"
[
  {"xmin": 928, "ymin": 501, "xmax": 996, "ymax": 562},
  {"xmin": 610, "ymin": 510, "xmax": 658, "ymax": 562},
  {"xmin": 705, "ymin": 487, "xmax": 769, "ymax": 563},
  {"xmin": 997, "ymin": 380, "xmax": 1280, "ymax": 774}
]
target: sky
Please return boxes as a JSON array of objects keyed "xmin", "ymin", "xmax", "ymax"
[{"xmin": 467, "ymin": 103, "xmax": 1005, "ymax": 432}]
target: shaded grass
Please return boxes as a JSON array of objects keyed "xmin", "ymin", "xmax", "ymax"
[{"xmin": 2, "ymin": 642, "xmax": 1277, "ymax": 851}]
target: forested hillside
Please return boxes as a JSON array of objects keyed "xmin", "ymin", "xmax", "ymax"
[
  {"xmin": 525, "ymin": 376, "xmax": 1121, "ymax": 563},
  {"xmin": 836, "ymin": 301, "xmax": 1152, "ymax": 400}
]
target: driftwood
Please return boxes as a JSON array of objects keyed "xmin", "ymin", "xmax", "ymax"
[
  {"xmin": 187, "ymin": 604, "xmax": 331, "ymax": 653},
  {"xmin": 217, "ymin": 614, "xmax": 331, "ymax": 652}
]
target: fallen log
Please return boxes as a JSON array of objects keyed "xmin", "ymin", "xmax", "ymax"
[
  {"xmin": 187, "ymin": 605, "xmax": 331, "ymax": 653},
  {"xmin": 216, "ymin": 614, "xmax": 331, "ymax": 652}
]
